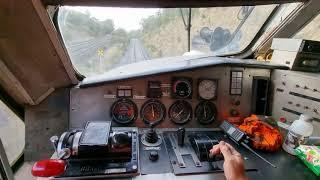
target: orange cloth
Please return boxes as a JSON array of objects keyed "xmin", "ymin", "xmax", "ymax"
[{"xmin": 238, "ymin": 115, "xmax": 282, "ymax": 152}]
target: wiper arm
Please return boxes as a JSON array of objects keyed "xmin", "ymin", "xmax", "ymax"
[{"xmin": 180, "ymin": 8, "xmax": 192, "ymax": 52}]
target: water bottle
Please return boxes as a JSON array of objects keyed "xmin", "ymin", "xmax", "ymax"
[{"xmin": 282, "ymin": 114, "xmax": 313, "ymax": 155}]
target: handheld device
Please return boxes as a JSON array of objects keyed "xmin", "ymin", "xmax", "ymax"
[{"xmin": 220, "ymin": 120, "xmax": 277, "ymax": 168}]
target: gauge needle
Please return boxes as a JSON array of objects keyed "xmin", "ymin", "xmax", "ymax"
[
  {"xmin": 151, "ymin": 105, "xmax": 155, "ymax": 118},
  {"xmin": 174, "ymin": 109, "xmax": 184, "ymax": 119}
]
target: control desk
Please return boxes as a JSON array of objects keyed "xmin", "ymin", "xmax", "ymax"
[{"xmin": 30, "ymin": 60, "xmax": 318, "ymax": 180}]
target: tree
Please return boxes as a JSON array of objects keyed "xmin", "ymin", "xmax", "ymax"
[
  {"xmin": 100, "ymin": 19, "xmax": 115, "ymax": 35},
  {"xmin": 111, "ymin": 28, "xmax": 129, "ymax": 48}
]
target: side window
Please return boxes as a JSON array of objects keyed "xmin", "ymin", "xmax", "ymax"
[
  {"xmin": 0, "ymin": 100, "xmax": 24, "ymax": 165},
  {"xmin": 294, "ymin": 13, "xmax": 320, "ymax": 41}
]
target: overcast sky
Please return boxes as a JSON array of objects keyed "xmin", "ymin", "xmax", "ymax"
[{"xmin": 69, "ymin": 7, "xmax": 160, "ymax": 31}]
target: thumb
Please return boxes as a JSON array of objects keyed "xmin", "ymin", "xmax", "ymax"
[{"xmin": 219, "ymin": 142, "xmax": 232, "ymax": 160}]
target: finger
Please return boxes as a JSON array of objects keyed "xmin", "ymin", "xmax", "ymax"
[
  {"xmin": 219, "ymin": 142, "xmax": 232, "ymax": 159},
  {"xmin": 225, "ymin": 143, "xmax": 241, "ymax": 156},
  {"xmin": 210, "ymin": 144, "xmax": 221, "ymax": 155}
]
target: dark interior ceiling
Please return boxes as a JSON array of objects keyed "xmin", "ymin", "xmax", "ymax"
[
  {"xmin": 0, "ymin": 0, "xmax": 78, "ymax": 105},
  {"xmin": 43, "ymin": 0, "xmax": 306, "ymax": 7}
]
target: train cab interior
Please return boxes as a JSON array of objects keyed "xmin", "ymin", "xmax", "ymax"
[{"xmin": 1, "ymin": 0, "xmax": 320, "ymax": 179}]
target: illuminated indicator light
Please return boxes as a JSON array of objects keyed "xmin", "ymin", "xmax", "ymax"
[{"xmin": 32, "ymin": 159, "xmax": 66, "ymax": 177}]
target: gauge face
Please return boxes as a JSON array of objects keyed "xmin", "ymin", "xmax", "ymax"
[
  {"xmin": 141, "ymin": 99, "xmax": 166, "ymax": 125},
  {"xmin": 198, "ymin": 79, "xmax": 218, "ymax": 100},
  {"xmin": 169, "ymin": 100, "xmax": 192, "ymax": 124},
  {"xmin": 172, "ymin": 77, "xmax": 193, "ymax": 99},
  {"xmin": 111, "ymin": 99, "xmax": 138, "ymax": 124},
  {"xmin": 195, "ymin": 101, "xmax": 217, "ymax": 124}
]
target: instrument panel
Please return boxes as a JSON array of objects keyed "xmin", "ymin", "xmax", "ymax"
[{"xmin": 69, "ymin": 66, "xmax": 271, "ymax": 129}]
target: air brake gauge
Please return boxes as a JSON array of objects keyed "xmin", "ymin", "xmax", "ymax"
[
  {"xmin": 198, "ymin": 79, "xmax": 218, "ymax": 100},
  {"xmin": 195, "ymin": 101, "xmax": 217, "ymax": 124},
  {"xmin": 172, "ymin": 77, "xmax": 193, "ymax": 99},
  {"xmin": 111, "ymin": 99, "xmax": 138, "ymax": 124},
  {"xmin": 169, "ymin": 100, "xmax": 192, "ymax": 124},
  {"xmin": 140, "ymin": 99, "xmax": 166, "ymax": 126}
]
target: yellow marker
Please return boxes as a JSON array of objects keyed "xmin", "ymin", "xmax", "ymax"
[{"xmin": 97, "ymin": 49, "xmax": 104, "ymax": 56}]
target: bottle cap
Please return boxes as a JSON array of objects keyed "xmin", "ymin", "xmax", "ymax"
[{"xmin": 299, "ymin": 114, "xmax": 313, "ymax": 122}]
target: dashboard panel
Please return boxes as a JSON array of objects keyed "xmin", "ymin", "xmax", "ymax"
[{"xmin": 69, "ymin": 66, "xmax": 270, "ymax": 129}]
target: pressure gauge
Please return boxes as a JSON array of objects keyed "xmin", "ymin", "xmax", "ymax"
[
  {"xmin": 172, "ymin": 77, "xmax": 193, "ymax": 99},
  {"xmin": 140, "ymin": 99, "xmax": 166, "ymax": 126},
  {"xmin": 169, "ymin": 100, "xmax": 192, "ymax": 124},
  {"xmin": 111, "ymin": 99, "xmax": 138, "ymax": 124},
  {"xmin": 198, "ymin": 79, "xmax": 218, "ymax": 100},
  {"xmin": 195, "ymin": 101, "xmax": 217, "ymax": 124}
]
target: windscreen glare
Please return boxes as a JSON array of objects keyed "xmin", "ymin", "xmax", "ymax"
[{"xmin": 57, "ymin": 5, "xmax": 295, "ymax": 77}]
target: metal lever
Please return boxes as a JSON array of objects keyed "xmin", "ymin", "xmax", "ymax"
[
  {"xmin": 50, "ymin": 136, "xmax": 59, "ymax": 153},
  {"xmin": 57, "ymin": 148, "xmax": 71, "ymax": 159},
  {"xmin": 177, "ymin": 127, "xmax": 185, "ymax": 146}
]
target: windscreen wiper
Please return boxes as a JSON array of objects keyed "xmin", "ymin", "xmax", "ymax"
[{"xmin": 180, "ymin": 8, "xmax": 192, "ymax": 52}]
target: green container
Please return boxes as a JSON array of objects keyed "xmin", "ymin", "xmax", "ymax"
[{"xmin": 295, "ymin": 145, "xmax": 320, "ymax": 176}]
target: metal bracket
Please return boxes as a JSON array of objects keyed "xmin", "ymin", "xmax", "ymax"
[{"xmin": 169, "ymin": 134, "xmax": 202, "ymax": 168}]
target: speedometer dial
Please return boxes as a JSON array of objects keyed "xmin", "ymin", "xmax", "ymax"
[
  {"xmin": 169, "ymin": 100, "xmax": 192, "ymax": 124},
  {"xmin": 198, "ymin": 79, "xmax": 218, "ymax": 100},
  {"xmin": 111, "ymin": 99, "xmax": 138, "ymax": 124},
  {"xmin": 141, "ymin": 99, "xmax": 166, "ymax": 126}
]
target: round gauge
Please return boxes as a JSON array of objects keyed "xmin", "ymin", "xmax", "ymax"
[
  {"xmin": 198, "ymin": 79, "xmax": 217, "ymax": 100},
  {"xmin": 195, "ymin": 101, "xmax": 217, "ymax": 124},
  {"xmin": 172, "ymin": 78, "xmax": 192, "ymax": 98},
  {"xmin": 169, "ymin": 100, "xmax": 193, "ymax": 124},
  {"xmin": 140, "ymin": 99, "xmax": 166, "ymax": 125},
  {"xmin": 111, "ymin": 99, "xmax": 138, "ymax": 124}
]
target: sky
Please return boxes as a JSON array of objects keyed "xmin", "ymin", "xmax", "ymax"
[{"xmin": 69, "ymin": 7, "xmax": 160, "ymax": 31}]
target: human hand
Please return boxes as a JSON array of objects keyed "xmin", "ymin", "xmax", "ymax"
[{"xmin": 210, "ymin": 141, "xmax": 248, "ymax": 180}]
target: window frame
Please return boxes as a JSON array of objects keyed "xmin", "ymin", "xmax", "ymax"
[
  {"xmin": 52, "ymin": 2, "xmax": 305, "ymax": 78},
  {"xmin": 0, "ymin": 85, "xmax": 25, "ymax": 173}
]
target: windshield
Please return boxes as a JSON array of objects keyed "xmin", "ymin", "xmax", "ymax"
[{"xmin": 57, "ymin": 5, "xmax": 295, "ymax": 77}]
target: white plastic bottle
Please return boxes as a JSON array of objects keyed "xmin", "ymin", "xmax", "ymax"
[{"xmin": 282, "ymin": 114, "xmax": 314, "ymax": 155}]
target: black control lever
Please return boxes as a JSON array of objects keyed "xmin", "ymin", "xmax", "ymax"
[
  {"xmin": 208, "ymin": 153, "xmax": 224, "ymax": 162},
  {"xmin": 177, "ymin": 127, "xmax": 185, "ymax": 146}
]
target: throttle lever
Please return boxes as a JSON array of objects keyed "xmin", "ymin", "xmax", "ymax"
[{"xmin": 177, "ymin": 127, "xmax": 185, "ymax": 146}]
